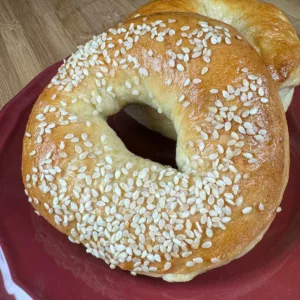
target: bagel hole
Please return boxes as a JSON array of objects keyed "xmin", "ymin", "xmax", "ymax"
[{"xmin": 107, "ymin": 107, "xmax": 177, "ymax": 169}]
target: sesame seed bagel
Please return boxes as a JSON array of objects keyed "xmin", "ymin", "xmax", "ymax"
[{"xmin": 22, "ymin": 12, "xmax": 289, "ymax": 282}]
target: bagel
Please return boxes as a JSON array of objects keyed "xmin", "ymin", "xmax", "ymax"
[{"xmin": 22, "ymin": 1, "xmax": 296, "ymax": 282}]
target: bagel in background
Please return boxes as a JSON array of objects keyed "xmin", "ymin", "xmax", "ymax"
[
  {"xmin": 22, "ymin": 0, "xmax": 299, "ymax": 282},
  {"xmin": 126, "ymin": 0, "xmax": 300, "ymax": 138}
]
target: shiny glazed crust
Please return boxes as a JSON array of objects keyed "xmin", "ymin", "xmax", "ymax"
[{"xmin": 22, "ymin": 11, "xmax": 289, "ymax": 282}]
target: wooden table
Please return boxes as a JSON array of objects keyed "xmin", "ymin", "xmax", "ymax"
[{"xmin": 0, "ymin": 0, "xmax": 299, "ymax": 108}]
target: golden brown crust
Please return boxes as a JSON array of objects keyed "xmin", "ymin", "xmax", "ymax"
[
  {"xmin": 130, "ymin": 0, "xmax": 300, "ymax": 89},
  {"xmin": 22, "ymin": 11, "xmax": 289, "ymax": 281}
]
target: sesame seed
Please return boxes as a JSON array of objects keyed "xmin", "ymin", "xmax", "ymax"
[
  {"xmin": 192, "ymin": 52, "xmax": 201, "ymax": 59},
  {"xmin": 181, "ymin": 26, "xmax": 190, "ymax": 31},
  {"xmin": 100, "ymin": 66, "xmax": 108, "ymax": 73},
  {"xmin": 182, "ymin": 251, "xmax": 192, "ymax": 258},
  {"xmin": 177, "ymin": 64, "xmax": 185, "ymax": 71},
  {"xmin": 211, "ymin": 258, "xmax": 220, "ymax": 263},
  {"xmin": 179, "ymin": 95, "xmax": 185, "ymax": 102},
  {"xmin": 250, "ymin": 107, "xmax": 259, "ymax": 115},
  {"xmin": 250, "ymin": 83, "xmax": 257, "ymax": 91},
  {"xmin": 225, "ymin": 122, "xmax": 231, "ymax": 131},
  {"xmin": 201, "ymin": 66, "xmax": 208, "ymax": 75},
  {"xmin": 201, "ymin": 241, "xmax": 212, "ymax": 248},
  {"xmin": 184, "ymin": 79, "xmax": 191, "ymax": 86},
  {"xmin": 254, "ymin": 135, "xmax": 264, "ymax": 142},
  {"xmin": 29, "ymin": 150, "xmax": 36, "ymax": 156},
  {"xmin": 227, "ymin": 85, "xmax": 234, "ymax": 94},
  {"xmin": 164, "ymin": 262, "xmax": 172, "ymax": 270},
  {"xmin": 168, "ymin": 59, "xmax": 175, "ymax": 68},
  {"xmin": 222, "ymin": 90, "xmax": 229, "ymax": 98},
  {"xmin": 203, "ymin": 56, "xmax": 210, "ymax": 63},
  {"xmin": 225, "ymin": 37, "xmax": 231, "ymax": 44},
  {"xmin": 59, "ymin": 141, "xmax": 65, "ymax": 150},
  {"xmin": 248, "ymin": 74, "xmax": 258, "ymax": 81},
  {"xmin": 259, "ymin": 203, "xmax": 264, "ymax": 211},
  {"xmin": 209, "ymin": 153, "xmax": 218, "ymax": 160},
  {"xmin": 193, "ymin": 78, "xmax": 202, "ymax": 84},
  {"xmin": 193, "ymin": 257, "xmax": 203, "ymax": 264},
  {"xmin": 211, "ymin": 36, "xmax": 218, "ymax": 44},
  {"xmin": 236, "ymin": 196, "xmax": 243, "ymax": 206},
  {"xmin": 142, "ymin": 68, "xmax": 149, "ymax": 77},
  {"xmin": 242, "ymin": 207, "xmax": 252, "ymax": 214},
  {"xmin": 176, "ymin": 39, "xmax": 183, "ymax": 46},
  {"xmin": 243, "ymin": 153, "xmax": 253, "ymax": 159},
  {"xmin": 65, "ymin": 134, "xmax": 74, "ymax": 140},
  {"xmin": 215, "ymin": 100, "xmax": 223, "ymax": 107},
  {"xmin": 199, "ymin": 141, "xmax": 205, "ymax": 152},
  {"xmin": 248, "ymin": 158, "xmax": 258, "ymax": 164},
  {"xmin": 186, "ymin": 261, "xmax": 195, "ymax": 267},
  {"xmin": 276, "ymin": 207, "xmax": 282, "ymax": 213}
]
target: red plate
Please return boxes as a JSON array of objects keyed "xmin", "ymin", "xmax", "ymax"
[{"xmin": 1, "ymin": 62, "xmax": 300, "ymax": 300}]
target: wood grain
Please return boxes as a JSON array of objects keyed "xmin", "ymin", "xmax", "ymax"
[{"xmin": 0, "ymin": 0, "xmax": 299, "ymax": 108}]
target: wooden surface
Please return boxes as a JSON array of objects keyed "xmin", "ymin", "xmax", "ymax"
[{"xmin": 0, "ymin": 0, "xmax": 299, "ymax": 109}]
